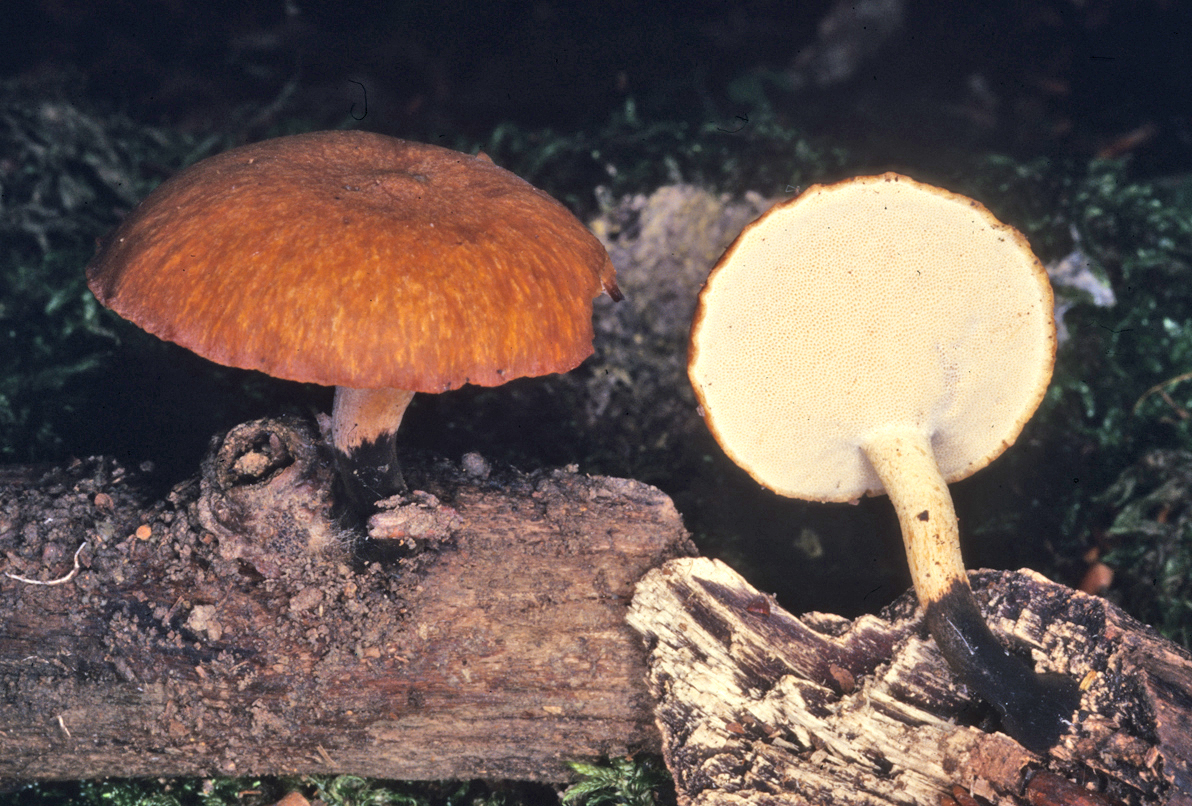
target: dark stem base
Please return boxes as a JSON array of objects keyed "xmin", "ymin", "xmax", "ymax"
[
  {"xmin": 925, "ymin": 580, "xmax": 1081, "ymax": 754},
  {"xmin": 334, "ymin": 430, "xmax": 406, "ymax": 508}
]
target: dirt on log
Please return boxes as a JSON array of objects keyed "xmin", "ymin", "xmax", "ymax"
[
  {"xmin": 628, "ymin": 557, "xmax": 1192, "ymax": 806},
  {"xmin": 0, "ymin": 417, "xmax": 695, "ymax": 783}
]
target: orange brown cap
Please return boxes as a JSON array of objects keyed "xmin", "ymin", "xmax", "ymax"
[{"xmin": 86, "ymin": 130, "xmax": 620, "ymax": 393}]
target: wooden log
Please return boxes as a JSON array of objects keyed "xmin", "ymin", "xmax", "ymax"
[
  {"xmin": 0, "ymin": 417, "xmax": 695, "ymax": 783},
  {"xmin": 627, "ymin": 557, "xmax": 1192, "ymax": 806}
]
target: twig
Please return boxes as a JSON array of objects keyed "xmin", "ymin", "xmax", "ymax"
[
  {"xmin": 1133, "ymin": 371, "xmax": 1192, "ymax": 418},
  {"xmin": 4, "ymin": 542, "xmax": 86, "ymax": 586}
]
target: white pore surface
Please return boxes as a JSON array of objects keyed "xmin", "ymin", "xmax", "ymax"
[{"xmin": 689, "ymin": 174, "xmax": 1055, "ymax": 502}]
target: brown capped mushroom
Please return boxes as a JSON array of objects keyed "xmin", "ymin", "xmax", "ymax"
[
  {"xmin": 87, "ymin": 130, "xmax": 620, "ymax": 505},
  {"xmin": 689, "ymin": 173, "xmax": 1078, "ymax": 753}
]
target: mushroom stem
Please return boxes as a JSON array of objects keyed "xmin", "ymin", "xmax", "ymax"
[
  {"xmin": 862, "ymin": 427, "xmax": 1079, "ymax": 753},
  {"xmin": 861, "ymin": 427, "xmax": 965, "ymax": 605},
  {"xmin": 331, "ymin": 386, "xmax": 416, "ymax": 505}
]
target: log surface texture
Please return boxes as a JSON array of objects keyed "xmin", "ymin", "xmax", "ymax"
[
  {"xmin": 628, "ymin": 556, "xmax": 1192, "ymax": 806},
  {"xmin": 0, "ymin": 417, "xmax": 695, "ymax": 783}
]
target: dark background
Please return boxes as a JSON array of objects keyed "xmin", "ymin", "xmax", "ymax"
[{"xmin": 4, "ymin": 0, "xmax": 1189, "ymax": 175}]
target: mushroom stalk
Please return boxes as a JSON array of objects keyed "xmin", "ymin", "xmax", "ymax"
[
  {"xmin": 331, "ymin": 386, "xmax": 416, "ymax": 505},
  {"xmin": 862, "ymin": 427, "xmax": 1079, "ymax": 753},
  {"xmin": 861, "ymin": 427, "xmax": 965, "ymax": 605}
]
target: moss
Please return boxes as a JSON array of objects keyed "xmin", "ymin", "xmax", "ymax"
[
  {"xmin": 0, "ymin": 74, "xmax": 197, "ymax": 463},
  {"xmin": 1098, "ymin": 450, "xmax": 1192, "ymax": 647},
  {"xmin": 944, "ymin": 156, "xmax": 1192, "ymax": 641},
  {"xmin": 562, "ymin": 757, "xmax": 673, "ymax": 806},
  {"xmin": 462, "ymin": 98, "xmax": 848, "ymax": 217},
  {"xmin": 0, "ymin": 776, "xmax": 563, "ymax": 806},
  {"xmin": 304, "ymin": 774, "xmax": 540, "ymax": 806},
  {"xmin": 0, "ymin": 777, "xmax": 271, "ymax": 806}
]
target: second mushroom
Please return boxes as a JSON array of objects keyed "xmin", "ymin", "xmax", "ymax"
[{"xmin": 688, "ymin": 173, "xmax": 1080, "ymax": 753}]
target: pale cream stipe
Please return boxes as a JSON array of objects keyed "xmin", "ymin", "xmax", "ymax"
[{"xmin": 861, "ymin": 426, "xmax": 966, "ymax": 604}]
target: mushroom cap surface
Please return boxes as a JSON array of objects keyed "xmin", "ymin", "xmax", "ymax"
[
  {"xmin": 86, "ymin": 130, "xmax": 618, "ymax": 392},
  {"xmin": 688, "ymin": 173, "xmax": 1055, "ymax": 502}
]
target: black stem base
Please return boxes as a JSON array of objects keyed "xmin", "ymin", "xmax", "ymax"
[
  {"xmin": 924, "ymin": 581, "xmax": 1081, "ymax": 754},
  {"xmin": 333, "ymin": 430, "xmax": 406, "ymax": 509}
]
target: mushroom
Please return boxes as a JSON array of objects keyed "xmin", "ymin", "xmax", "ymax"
[
  {"xmin": 86, "ymin": 130, "xmax": 620, "ymax": 505},
  {"xmin": 688, "ymin": 173, "xmax": 1079, "ymax": 752}
]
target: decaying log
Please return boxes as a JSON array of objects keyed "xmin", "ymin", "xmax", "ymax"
[
  {"xmin": 627, "ymin": 556, "xmax": 1192, "ymax": 806},
  {"xmin": 0, "ymin": 417, "xmax": 695, "ymax": 783}
]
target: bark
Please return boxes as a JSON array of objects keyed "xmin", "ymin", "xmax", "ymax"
[
  {"xmin": 627, "ymin": 557, "xmax": 1192, "ymax": 806},
  {"xmin": 0, "ymin": 417, "xmax": 695, "ymax": 784}
]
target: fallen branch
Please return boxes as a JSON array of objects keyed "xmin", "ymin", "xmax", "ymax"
[
  {"xmin": 0, "ymin": 417, "xmax": 695, "ymax": 783},
  {"xmin": 628, "ymin": 557, "xmax": 1192, "ymax": 806}
]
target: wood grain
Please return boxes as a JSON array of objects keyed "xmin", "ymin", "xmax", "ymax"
[
  {"xmin": 0, "ymin": 417, "xmax": 695, "ymax": 783},
  {"xmin": 628, "ymin": 557, "xmax": 1192, "ymax": 806}
]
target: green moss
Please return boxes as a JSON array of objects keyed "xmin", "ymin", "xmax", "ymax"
[
  {"xmin": 463, "ymin": 99, "xmax": 848, "ymax": 216},
  {"xmin": 304, "ymin": 775, "xmax": 525, "ymax": 806},
  {"xmin": 0, "ymin": 75, "xmax": 198, "ymax": 463},
  {"xmin": 561, "ymin": 757, "xmax": 673, "ymax": 806},
  {"xmin": 1044, "ymin": 164, "xmax": 1192, "ymax": 506},
  {"xmin": 0, "ymin": 776, "xmax": 564, "ymax": 806},
  {"xmin": 0, "ymin": 777, "xmax": 271, "ymax": 806},
  {"xmin": 945, "ymin": 156, "xmax": 1192, "ymax": 640},
  {"xmin": 1098, "ymin": 450, "xmax": 1192, "ymax": 647}
]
